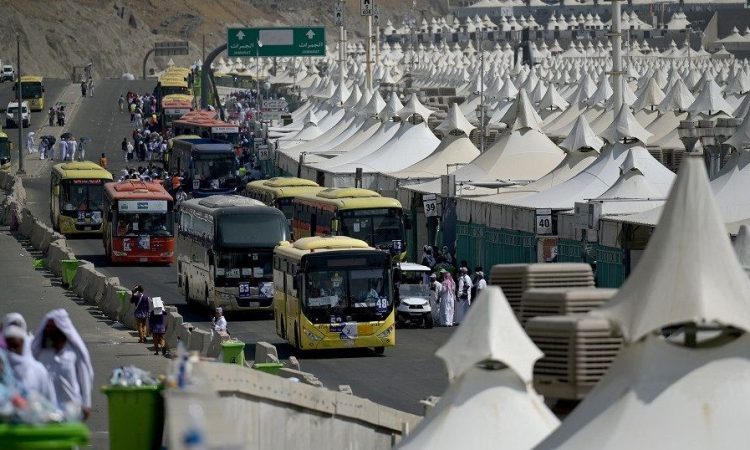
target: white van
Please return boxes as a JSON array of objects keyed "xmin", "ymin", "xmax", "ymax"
[
  {"xmin": 5, "ymin": 101, "xmax": 30, "ymax": 128},
  {"xmin": 0, "ymin": 65, "xmax": 13, "ymax": 82}
]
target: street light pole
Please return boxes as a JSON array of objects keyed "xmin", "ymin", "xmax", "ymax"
[
  {"xmin": 16, "ymin": 34, "xmax": 24, "ymax": 175},
  {"xmin": 478, "ymin": 29, "xmax": 485, "ymax": 153},
  {"xmin": 257, "ymin": 40, "xmax": 263, "ymax": 116}
]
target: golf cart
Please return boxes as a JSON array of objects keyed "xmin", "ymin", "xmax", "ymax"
[{"xmin": 394, "ymin": 262, "xmax": 433, "ymax": 328}]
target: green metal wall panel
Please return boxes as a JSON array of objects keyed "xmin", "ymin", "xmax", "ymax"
[
  {"xmin": 595, "ymin": 244, "xmax": 626, "ymax": 288},
  {"xmin": 557, "ymin": 239, "xmax": 586, "ymax": 263}
]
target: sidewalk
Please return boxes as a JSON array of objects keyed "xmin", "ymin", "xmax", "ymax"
[
  {"xmin": 0, "ymin": 224, "xmax": 169, "ymax": 449},
  {"xmin": 14, "ymin": 82, "xmax": 88, "ymax": 178}
]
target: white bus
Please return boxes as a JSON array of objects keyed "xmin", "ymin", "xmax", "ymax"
[{"xmin": 176, "ymin": 195, "xmax": 289, "ymax": 312}]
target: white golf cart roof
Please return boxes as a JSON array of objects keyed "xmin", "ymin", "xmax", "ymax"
[
  {"xmin": 397, "ymin": 262, "xmax": 432, "ymax": 273},
  {"xmin": 7, "ymin": 101, "xmax": 29, "ymax": 109}
]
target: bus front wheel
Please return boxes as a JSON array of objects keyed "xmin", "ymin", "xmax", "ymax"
[{"xmin": 373, "ymin": 347, "xmax": 385, "ymax": 355}]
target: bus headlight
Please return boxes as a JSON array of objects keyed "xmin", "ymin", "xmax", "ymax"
[
  {"xmin": 377, "ymin": 325, "xmax": 394, "ymax": 339},
  {"xmin": 112, "ymin": 251, "xmax": 126, "ymax": 257},
  {"xmin": 218, "ymin": 292, "xmax": 234, "ymax": 302},
  {"xmin": 160, "ymin": 252, "xmax": 173, "ymax": 257}
]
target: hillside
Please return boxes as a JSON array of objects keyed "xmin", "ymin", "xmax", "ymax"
[{"xmin": 0, "ymin": 0, "xmax": 448, "ymax": 79}]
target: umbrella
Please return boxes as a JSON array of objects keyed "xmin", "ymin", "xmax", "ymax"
[
  {"xmin": 60, "ymin": 132, "xmax": 72, "ymax": 140},
  {"xmin": 41, "ymin": 135, "xmax": 56, "ymax": 145}
]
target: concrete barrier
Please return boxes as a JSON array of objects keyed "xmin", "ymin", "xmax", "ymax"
[
  {"xmin": 46, "ymin": 240, "xmax": 75, "ymax": 277},
  {"xmin": 254, "ymin": 341, "xmax": 279, "ymax": 364},
  {"xmin": 165, "ymin": 311, "xmax": 183, "ymax": 350},
  {"xmin": 206, "ymin": 330, "xmax": 230, "ymax": 358},
  {"xmin": 177, "ymin": 322, "xmax": 193, "ymax": 350},
  {"xmin": 20, "ymin": 208, "xmax": 34, "ymax": 238},
  {"xmin": 163, "ymin": 362, "xmax": 421, "ymax": 450},
  {"xmin": 188, "ymin": 327, "xmax": 211, "ymax": 355}
]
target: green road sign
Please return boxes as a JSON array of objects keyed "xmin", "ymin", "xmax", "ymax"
[{"xmin": 227, "ymin": 27, "xmax": 326, "ymax": 57}]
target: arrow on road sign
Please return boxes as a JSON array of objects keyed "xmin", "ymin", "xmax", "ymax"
[
  {"xmin": 306, "ymin": 29, "xmax": 315, "ymax": 39},
  {"xmin": 236, "ymin": 30, "xmax": 245, "ymax": 40}
]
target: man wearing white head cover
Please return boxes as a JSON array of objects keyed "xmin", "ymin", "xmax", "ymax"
[
  {"xmin": 32, "ymin": 309, "xmax": 94, "ymax": 420},
  {"xmin": 3, "ymin": 317, "xmax": 56, "ymax": 406},
  {"xmin": 212, "ymin": 307, "xmax": 227, "ymax": 333}
]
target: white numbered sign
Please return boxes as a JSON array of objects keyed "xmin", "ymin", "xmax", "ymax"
[
  {"xmin": 422, "ymin": 194, "xmax": 438, "ymax": 217},
  {"xmin": 536, "ymin": 214, "xmax": 552, "ymax": 235}
]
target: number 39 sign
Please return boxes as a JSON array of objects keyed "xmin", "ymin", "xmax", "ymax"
[{"xmin": 422, "ymin": 194, "xmax": 439, "ymax": 218}]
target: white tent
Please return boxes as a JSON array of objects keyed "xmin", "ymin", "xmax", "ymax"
[
  {"xmin": 388, "ymin": 105, "xmax": 479, "ymax": 180},
  {"xmin": 538, "ymin": 153, "xmax": 750, "ymax": 450},
  {"xmin": 397, "ymin": 288, "xmax": 559, "ymax": 450}
]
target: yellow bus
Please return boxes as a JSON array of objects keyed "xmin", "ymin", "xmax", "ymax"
[
  {"xmin": 17, "ymin": 75, "xmax": 45, "ymax": 111},
  {"xmin": 291, "ymin": 188, "xmax": 408, "ymax": 260},
  {"xmin": 158, "ymin": 76, "xmax": 190, "ymax": 97},
  {"xmin": 244, "ymin": 177, "xmax": 323, "ymax": 222},
  {"xmin": 0, "ymin": 131, "xmax": 12, "ymax": 170},
  {"xmin": 50, "ymin": 162, "xmax": 113, "ymax": 235},
  {"xmin": 273, "ymin": 236, "xmax": 395, "ymax": 353}
]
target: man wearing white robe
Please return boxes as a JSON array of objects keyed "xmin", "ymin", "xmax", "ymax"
[
  {"xmin": 4, "ymin": 324, "xmax": 57, "ymax": 405},
  {"xmin": 32, "ymin": 309, "xmax": 93, "ymax": 420}
]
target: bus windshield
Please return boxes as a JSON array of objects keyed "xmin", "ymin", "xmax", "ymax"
[
  {"xmin": 161, "ymin": 86, "xmax": 190, "ymax": 96},
  {"xmin": 115, "ymin": 212, "xmax": 174, "ymax": 237},
  {"xmin": 20, "ymin": 84, "xmax": 42, "ymax": 99},
  {"xmin": 217, "ymin": 213, "xmax": 289, "ymax": 248},
  {"xmin": 61, "ymin": 180, "xmax": 106, "ymax": 214},
  {"xmin": 193, "ymin": 153, "xmax": 236, "ymax": 180},
  {"xmin": 340, "ymin": 208, "xmax": 404, "ymax": 249},
  {"xmin": 302, "ymin": 253, "xmax": 391, "ymax": 323}
]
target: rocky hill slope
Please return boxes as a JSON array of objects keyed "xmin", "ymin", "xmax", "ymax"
[{"xmin": 0, "ymin": 0, "xmax": 447, "ymax": 79}]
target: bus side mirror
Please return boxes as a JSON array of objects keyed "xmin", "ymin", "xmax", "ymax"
[
  {"xmin": 404, "ymin": 216, "xmax": 412, "ymax": 229},
  {"xmin": 52, "ymin": 185, "xmax": 59, "ymax": 196},
  {"xmin": 207, "ymin": 250, "xmax": 215, "ymax": 267},
  {"xmin": 330, "ymin": 218, "xmax": 340, "ymax": 234},
  {"xmin": 107, "ymin": 211, "xmax": 112, "ymax": 222},
  {"xmin": 293, "ymin": 272, "xmax": 301, "ymax": 291}
]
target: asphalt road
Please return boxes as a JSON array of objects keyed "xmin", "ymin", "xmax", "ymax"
[
  {"xmin": 21, "ymin": 79, "xmax": 451, "ymax": 415},
  {"xmin": 0, "ymin": 78, "xmax": 68, "ymax": 159}
]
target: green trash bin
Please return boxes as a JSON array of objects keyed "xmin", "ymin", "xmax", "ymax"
[
  {"xmin": 116, "ymin": 290, "xmax": 130, "ymax": 318},
  {"xmin": 0, "ymin": 422, "xmax": 90, "ymax": 450},
  {"xmin": 60, "ymin": 259, "xmax": 79, "ymax": 288},
  {"xmin": 101, "ymin": 385, "xmax": 164, "ymax": 450},
  {"xmin": 221, "ymin": 340, "xmax": 246, "ymax": 366},
  {"xmin": 253, "ymin": 362, "xmax": 284, "ymax": 375}
]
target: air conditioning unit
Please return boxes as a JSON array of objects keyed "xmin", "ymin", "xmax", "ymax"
[
  {"xmin": 520, "ymin": 287, "xmax": 617, "ymax": 325},
  {"xmin": 526, "ymin": 314, "xmax": 622, "ymax": 401},
  {"xmin": 489, "ymin": 263, "xmax": 595, "ymax": 318}
]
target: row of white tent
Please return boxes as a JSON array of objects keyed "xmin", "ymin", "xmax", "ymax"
[{"xmin": 261, "ymin": 44, "xmax": 750, "ymax": 262}]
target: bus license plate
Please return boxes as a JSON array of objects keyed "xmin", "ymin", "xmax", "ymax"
[
  {"xmin": 140, "ymin": 257, "xmax": 148, "ymax": 262},
  {"xmin": 84, "ymin": 226, "xmax": 91, "ymax": 231},
  {"xmin": 247, "ymin": 302, "xmax": 260, "ymax": 308}
]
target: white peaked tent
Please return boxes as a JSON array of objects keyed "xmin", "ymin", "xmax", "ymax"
[
  {"xmin": 458, "ymin": 115, "xmax": 604, "ymax": 223},
  {"xmin": 560, "ymin": 114, "xmax": 605, "ymax": 154},
  {"xmin": 398, "ymin": 93, "xmax": 435, "ymax": 122},
  {"xmin": 538, "ymin": 154, "xmax": 750, "ymax": 450},
  {"xmin": 687, "ymin": 79, "xmax": 735, "ymax": 116},
  {"xmin": 601, "ymin": 104, "xmax": 653, "ymax": 145},
  {"xmin": 594, "ymin": 152, "xmax": 666, "ymax": 216},
  {"xmin": 388, "ymin": 104, "xmax": 479, "ymax": 180},
  {"xmin": 505, "ymin": 106, "xmax": 673, "ymax": 211},
  {"xmin": 397, "ymin": 288, "xmax": 559, "ymax": 450},
  {"xmin": 278, "ymin": 110, "xmax": 323, "ymax": 146}
]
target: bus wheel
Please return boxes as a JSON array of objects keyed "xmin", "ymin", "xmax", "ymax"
[
  {"xmin": 280, "ymin": 317, "xmax": 286, "ymax": 340},
  {"xmin": 373, "ymin": 347, "xmax": 385, "ymax": 355}
]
